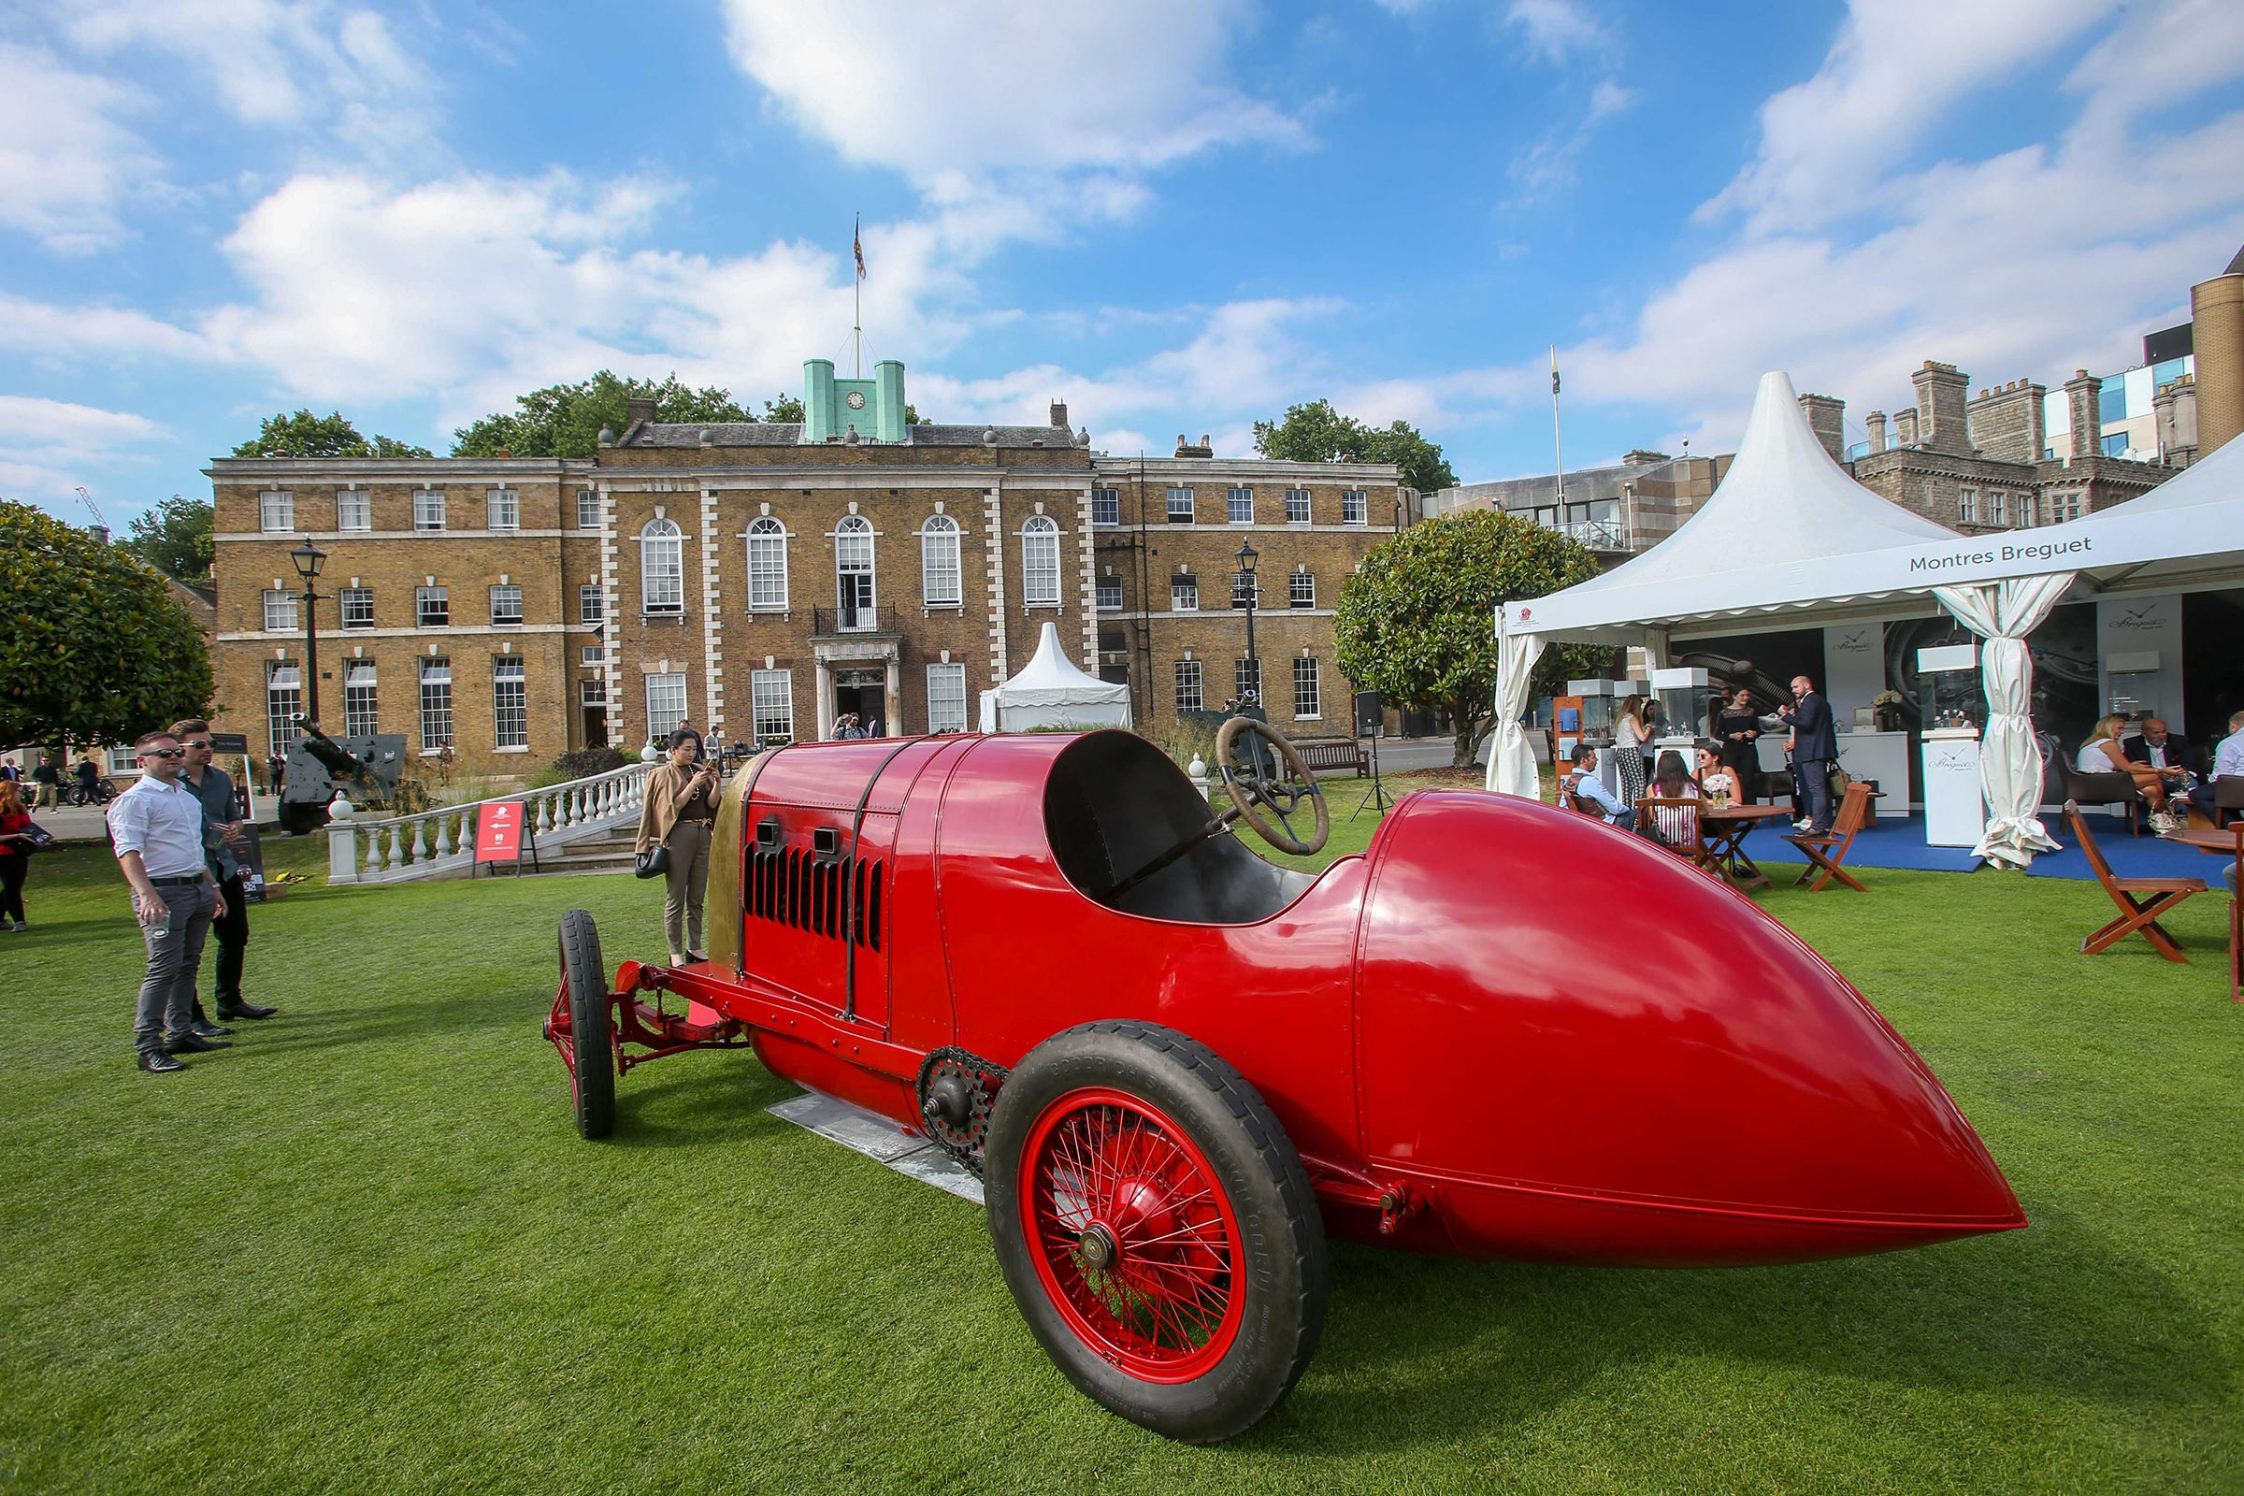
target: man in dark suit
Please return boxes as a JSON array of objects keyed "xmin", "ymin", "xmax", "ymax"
[
  {"xmin": 1780, "ymin": 673, "xmax": 1838, "ymax": 833},
  {"xmin": 2123, "ymin": 717, "xmax": 2193, "ymax": 797}
]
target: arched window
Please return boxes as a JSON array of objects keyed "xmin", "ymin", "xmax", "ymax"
[
  {"xmin": 746, "ymin": 516, "xmax": 789, "ymax": 611},
  {"xmin": 920, "ymin": 514, "xmax": 962, "ymax": 607},
  {"xmin": 834, "ymin": 514, "xmax": 876, "ymax": 630},
  {"xmin": 1021, "ymin": 514, "xmax": 1060, "ymax": 607},
  {"xmin": 640, "ymin": 517, "xmax": 683, "ymax": 615}
]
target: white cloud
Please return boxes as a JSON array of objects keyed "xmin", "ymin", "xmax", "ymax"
[
  {"xmin": 0, "ymin": 294, "xmax": 210, "ymax": 362},
  {"xmin": 0, "ymin": 43, "xmax": 158, "ymax": 251},
  {"xmin": 0, "ymin": 396, "xmax": 169, "ymax": 511},
  {"xmin": 1504, "ymin": 0, "xmax": 1606, "ymax": 63},
  {"xmin": 1509, "ymin": 76, "xmax": 1635, "ymax": 198}
]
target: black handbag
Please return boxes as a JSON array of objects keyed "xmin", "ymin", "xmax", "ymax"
[{"xmin": 633, "ymin": 845, "xmax": 670, "ymax": 880}]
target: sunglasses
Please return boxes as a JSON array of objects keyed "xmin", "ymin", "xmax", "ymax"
[
  {"xmin": 182, "ymin": 740, "xmax": 213, "ymax": 750},
  {"xmin": 144, "ymin": 748, "xmax": 186, "ymax": 760}
]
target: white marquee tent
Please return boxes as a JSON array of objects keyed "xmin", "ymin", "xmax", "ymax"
[
  {"xmin": 1486, "ymin": 371, "xmax": 2244, "ymax": 866},
  {"xmin": 978, "ymin": 621, "xmax": 1133, "ymax": 732}
]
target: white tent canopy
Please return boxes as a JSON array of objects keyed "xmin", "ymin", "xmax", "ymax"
[
  {"xmin": 1487, "ymin": 368, "xmax": 2244, "ymax": 866},
  {"xmin": 978, "ymin": 621, "xmax": 1133, "ymax": 732}
]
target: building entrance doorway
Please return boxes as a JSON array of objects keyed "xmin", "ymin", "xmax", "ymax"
[{"xmin": 833, "ymin": 667, "xmax": 886, "ymax": 737}]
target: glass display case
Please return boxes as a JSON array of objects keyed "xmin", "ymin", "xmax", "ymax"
[
  {"xmin": 1915, "ymin": 644, "xmax": 1983, "ymax": 734},
  {"xmin": 2105, "ymin": 650, "xmax": 2161, "ymax": 723},
  {"xmin": 1651, "ymin": 667, "xmax": 1716, "ymax": 743},
  {"xmin": 1566, "ymin": 679, "xmax": 1643, "ymax": 745}
]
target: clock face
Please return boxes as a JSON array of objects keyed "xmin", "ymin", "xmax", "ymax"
[{"xmin": 845, "ymin": 391, "xmax": 867, "ymax": 411}]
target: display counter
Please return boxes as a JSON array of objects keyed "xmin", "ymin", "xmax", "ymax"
[{"xmin": 1920, "ymin": 729, "xmax": 1984, "ymax": 847}]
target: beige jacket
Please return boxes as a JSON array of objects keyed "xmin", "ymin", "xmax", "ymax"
[{"xmin": 634, "ymin": 760, "xmax": 720, "ymax": 854}]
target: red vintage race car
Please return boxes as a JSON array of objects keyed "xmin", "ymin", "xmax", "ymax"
[{"xmin": 546, "ymin": 721, "xmax": 2024, "ymax": 1442}]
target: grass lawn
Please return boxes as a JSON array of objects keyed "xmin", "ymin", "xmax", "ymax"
[{"xmin": 4, "ymin": 785, "xmax": 2241, "ymax": 1494}]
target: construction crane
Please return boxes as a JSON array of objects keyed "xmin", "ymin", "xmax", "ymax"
[{"xmin": 72, "ymin": 485, "xmax": 113, "ymax": 542}]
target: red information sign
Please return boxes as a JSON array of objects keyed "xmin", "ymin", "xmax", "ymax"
[{"xmin": 476, "ymin": 801, "xmax": 525, "ymax": 864}]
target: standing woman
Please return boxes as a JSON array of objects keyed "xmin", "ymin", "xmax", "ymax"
[
  {"xmin": 0, "ymin": 780, "xmax": 32, "ymax": 930},
  {"xmin": 636, "ymin": 728, "xmax": 721, "ymax": 965},
  {"xmin": 1715, "ymin": 686, "xmax": 1765, "ymax": 803},
  {"xmin": 1614, "ymin": 694, "xmax": 1652, "ymax": 810}
]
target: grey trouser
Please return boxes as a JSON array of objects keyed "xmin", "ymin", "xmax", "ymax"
[
  {"xmin": 135, "ymin": 881, "xmax": 216, "ymax": 1054},
  {"xmin": 663, "ymin": 819, "xmax": 711, "ymax": 959}
]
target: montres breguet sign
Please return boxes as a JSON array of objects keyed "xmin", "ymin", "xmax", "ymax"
[{"xmin": 1907, "ymin": 536, "xmax": 2093, "ymax": 575}]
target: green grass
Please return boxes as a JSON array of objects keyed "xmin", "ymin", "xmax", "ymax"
[{"xmin": 3, "ymin": 792, "xmax": 2241, "ymax": 1495}]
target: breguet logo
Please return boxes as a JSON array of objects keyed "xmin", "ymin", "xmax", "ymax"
[
  {"xmin": 1834, "ymin": 630, "xmax": 1871, "ymax": 654},
  {"xmin": 2113, "ymin": 604, "xmax": 2164, "ymax": 631}
]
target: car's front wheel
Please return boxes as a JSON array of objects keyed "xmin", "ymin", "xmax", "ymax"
[
  {"xmin": 983, "ymin": 1020, "xmax": 1328, "ymax": 1443},
  {"xmin": 557, "ymin": 909, "xmax": 614, "ymax": 1139}
]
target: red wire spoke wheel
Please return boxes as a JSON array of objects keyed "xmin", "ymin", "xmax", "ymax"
[
  {"xmin": 557, "ymin": 909, "xmax": 614, "ymax": 1139},
  {"xmin": 985, "ymin": 1021, "xmax": 1327, "ymax": 1444}
]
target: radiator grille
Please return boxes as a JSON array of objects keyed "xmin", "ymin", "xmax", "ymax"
[{"xmin": 746, "ymin": 844, "xmax": 883, "ymax": 949}]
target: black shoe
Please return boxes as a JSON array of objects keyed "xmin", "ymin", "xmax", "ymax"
[
  {"xmin": 140, "ymin": 1050, "xmax": 188, "ymax": 1074},
  {"xmin": 217, "ymin": 999, "xmax": 278, "ymax": 1020},
  {"xmin": 192, "ymin": 1018, "xmax": 234, "ymax": 1038},
  {"xmin": 165, "ymin": 1031, "xmax": 231, "ymax": 1054}
]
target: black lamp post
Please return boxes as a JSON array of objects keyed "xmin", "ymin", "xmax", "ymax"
[
  {"xmin": 289, "ymin": 538, "xmax": 328, "ymax": 727},
  {"xmin": 1234, "ymin": 538, "xmax": 1260, "ymax": 709}
]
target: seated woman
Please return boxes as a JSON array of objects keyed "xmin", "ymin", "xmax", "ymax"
[
  {"xmin": 2077, "ymin": 714, "xmax": 2168, "ymax": 815},
  {"xmin": 1642, "ymin": 749, "xmax": 1702, "ymax": 850},
  {"xmin": 1696, "ymin": 745, "xmax": 1739, "ymax": 806}
]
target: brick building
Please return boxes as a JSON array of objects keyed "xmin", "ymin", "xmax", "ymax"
[
  {"xmin": 1424, "ymin": 449, "xmax": 1732, "ymax": 562},
  {"xmin": 207, "ymin": 359, "xmax": 1408, "ymax": 779}
]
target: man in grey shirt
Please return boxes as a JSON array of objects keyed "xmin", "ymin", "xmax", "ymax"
[
  {"xmin": 175, "ymin": 718, "xmax": 278, "ymax": 1024},
  {"xmin": 106, "ymin": 731, "xmax": 230, "ymax": 1073}
]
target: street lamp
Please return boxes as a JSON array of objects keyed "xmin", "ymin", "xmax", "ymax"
[
  {"xmin": 289, "ymin": 538, "xmax": 328, "ymax": 727},
  {"xmin": 1234, "ymin": 538, "xmax": 1260, "ymax": 712}
]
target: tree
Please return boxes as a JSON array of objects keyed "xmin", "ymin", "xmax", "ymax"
[
  {"xmin": 233, "ymin": 409, "xmax": 432, "ymax": 458},
  {"xmin": 450, "ymin": 372, "xmax": 754, "ymax": 458},
  {"xmin": 0, "ymin": 500, "xmax": 212, "ymax": 749},
  {"xmin": 1335, "ymin": 509, "xmax": 1606, "ymax": 766},
  {"xmin": 1253, "ymin": 399, "xmax": 1459, "ymax": 496},
  {"xmin": 120, "ymin": 494, "xmax": 214, "ymax": 586}
]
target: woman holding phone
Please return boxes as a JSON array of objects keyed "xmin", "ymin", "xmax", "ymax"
[{"xmin": 636, "ymin": 728, "xmax": 721, "ymax": 965}]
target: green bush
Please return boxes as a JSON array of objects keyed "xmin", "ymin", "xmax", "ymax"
[{"xmin": 548, "ymin": 746, "xmax": 629, "ymax": 781}]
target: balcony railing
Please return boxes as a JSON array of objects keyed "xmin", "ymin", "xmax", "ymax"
[
  {"xmin": 326, "ymin": 759, "xmax": 651, "ymax": 885},
  {"xmin": 812, "ymin": 604, "xmax": 901, "ymax": 637}
]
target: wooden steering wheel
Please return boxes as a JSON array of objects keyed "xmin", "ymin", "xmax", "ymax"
[{"xmin": 1214, "ymin": 717, "xmax": 1330, "ymax": 856}]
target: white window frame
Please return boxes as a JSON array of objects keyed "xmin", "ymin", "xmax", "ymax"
[
  {"xmin": 581, "ymin": 645, "xmax": 605, "ymax": 666},
  {"xmin": 418, "ymin": 658, "xmax": 453, "ymax": 751},
  {"xmin": 1092, "ymin": 487, "xmax": 1120, "ymax": 525},
  {"xmin": 1957, "ymin": 489, "xmax": 1977, "ymax": 525},
  {"xmin": 751, "ymin": 668, "xmax": 794, "ymax": 745},
  {"xmin": 1290, "ymin": 572, "xmax": 1315, "ymax": 609},
  {"xmin": 926, "ymin": 663, "xmax": 969, "ymax": 734},
  {"xmin": 259, "ymin": 490, "xmax": 295, "ymax": 533},
  {"xmin": 1292, "ymin": 657, "xmax": 1321, "ymax": 721},
  {"xmin": 335, "ymin": 487, "xmax": 371, "ymax": 532},
  {"xmin": 1095, "ymin": 574, "xmax": 1122, "ymax": 611},
  {"xmin": 1020, "ymin": 515, "xmax": 1061, "ymax": 607},
  {"xmin": 640, "ymin": 517, "xmax": 685, "ymax": 616},
  {"xmin": 1285, "ymin": 487, "xmax": 1311, "ymax": 524},
  {"xmin": 489, "ymin": 583, "xmax": 523, "ymax": 627},
  {"xmin": 343, "ymin": 661, "xmax": 378, "ymax": 737},
  {"xmin": 1171, "ymin": 577, "xmax": 1199, "ymax": 612},
  {"xmin": 340, "ymin": 586, "xmax": 375, "ymax": 629},
  {"xmin": 833, "ymin": 514, "xmax": 876, "ymax": 622},
  {"xmin": 578, "ymin": 584, "xmax": 604, "ymax": 624},
  {"xmin": 266, "ymin": 663, "xmax": 303, "ymax": 757},
  {"xmin": 262, "ymin": 589, "xmax": 298, "ymax": 632},
  {"xmin": 1174, "ymin": 660, "xmax": 1203, "ymax": 713},
  {"xmin": 747, "ymin": 516, "xmax": 790, "ymax": 612},
  {"xmin": 1341, "ymin": 488, "xmax": 1368, "ymax": 525},
  {"xmin": 492, "ymin": 657, "xmax": 527, "ymax": 749},
  {"xmin": 1227, "ymin": 486, "xmax": 1253, "ymax": 524},
  {"xmin": 919, "ymin": 514, "xmax": 962, "ymax": 608},
  {"xmin": 485, "ymin": 487, "xmax": 520, "ymax": 531},
  {"xmin": 645, "ymin": 672, "xmax": 688, "ymax": 742},
  {"xmin": 576, "ymin": 488, "xmax": 601, "ymax": 528},
  {"xmin": 413, "ymin": 489, "xmax": 446, "ymax": 531},
  {"xmin": 1166, "ymin": 486, "xmax": 1195, "ymax": 523},
  {"xmin": 1987, "ymin": 490, "xmax": 2007, "ymax": 526},
  {"xmin": 416, "ymin": 586, "xmax": 448, "ymax": 629}
]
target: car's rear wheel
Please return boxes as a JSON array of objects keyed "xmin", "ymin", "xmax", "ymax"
[
  {"xmin": 558, "ymin": 909, "xmax": 614, "ymax": 1139},
  {"xmin": 984, "ymin": 1020, "xmax": 1327, "ymax": 1443}
]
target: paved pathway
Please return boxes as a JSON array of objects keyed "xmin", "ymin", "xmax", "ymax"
[{"xmin": 23, "ymin": 803, "xmax": 114, "ymax": 842}]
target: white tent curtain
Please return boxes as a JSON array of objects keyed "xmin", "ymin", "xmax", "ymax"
[
  {"xmin": 1483, "ymin": 621, "xmax": 1547, "ymax": 798},
  {"xmin": 1932, "ymin": 572, "xmax": 2075, "ymax": 869}
]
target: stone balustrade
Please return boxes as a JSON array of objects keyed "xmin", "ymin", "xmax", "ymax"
[{"xmin": 326, "ymin": 761, "xmax": 652, "ymax": 885}]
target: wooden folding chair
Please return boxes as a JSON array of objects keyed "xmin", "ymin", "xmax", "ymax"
[
  {"xmin": 1785, "ymin": 781, "xmax": 1872, "ymax": 892},
  {"xmin": 2065, "ymin": 799, "xmax": 2205, "ymax": 962},
  {"xmin": 1638, "ymin": 794, "xmax": 1719, "ymax": 876}
]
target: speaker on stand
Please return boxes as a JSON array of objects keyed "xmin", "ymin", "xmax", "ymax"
[{"xmin": 1352, "ymin": 688, "xmax": 1392, "ymax": 817}]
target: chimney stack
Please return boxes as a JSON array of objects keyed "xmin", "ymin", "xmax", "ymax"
[
  {"xmin": 1965, "ymin": 377, "xmax": 2047, "ymax": 465},
  {"xmin": 624, "ymin": 395, "xmax": 658, "ymax": 432},
  {"xmin": 1049, "ymin": 400, "xmax": 1069, "ymax": 429},
  {"xmin": 2064, "ymin": 368, "xmax": 2102, "ymax": 461},
  {"xmin": 1911, "ymin": 361, "xmax": 1973, "ymax": 456},
  {"xmin": 1895, "ymin": 407, "xmax": 1919, "ymax": 447},
  {"xmin": 1796, "ymin": 392, "xmax": 1846, "ymax": 462},
  {"xmin": 1865, "ymin": 410, "xmax": 1887, "ymax": 454}
]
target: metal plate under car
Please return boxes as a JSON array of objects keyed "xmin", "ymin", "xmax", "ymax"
[{"xmin": 766, "ymin": 1091, "xmax": 985, "ymax": 1205}]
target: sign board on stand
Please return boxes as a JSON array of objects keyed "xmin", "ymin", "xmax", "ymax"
[{"xmin": 474, "ymin": 800, "xmax": 538, "ymax": 875}]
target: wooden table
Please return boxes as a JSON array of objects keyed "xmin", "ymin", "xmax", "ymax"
[
  {"xmin": 2160, "ymin": 826, "xmax": 2243, "ymax": 1000},
  {"xmin": 1700, "ymin": 803, "xmax": 1795, "ymax": 890}
]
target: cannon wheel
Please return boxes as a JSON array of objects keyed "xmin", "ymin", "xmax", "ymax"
[
  {"xmin": 983, "ymin": 1020, "xmax": 1327, "ymax": 1444},
  {"xmin": 558, "ymin": 910, "xmax": 615, "ymax": 1139},
  {"xmin": 277, "ymin": 798, "xmax": 329, "ymax": 836}
]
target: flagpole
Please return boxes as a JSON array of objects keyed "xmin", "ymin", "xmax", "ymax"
[
  {"xmin": 1550, "ymin": 346, "xmax": 1565, "ymax": 508},
  {"xmin": 853, "ymin": 212, "xmax": 863, "ymax": 378}
]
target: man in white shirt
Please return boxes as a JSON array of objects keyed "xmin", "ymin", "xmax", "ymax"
[
  {"xmin": 107, "ymin": 730, "xmax": 229, "ymax": 1074},
  {"xmin": 2186, "ymin": 710, "xmax": 2244, "ymax": 826}
]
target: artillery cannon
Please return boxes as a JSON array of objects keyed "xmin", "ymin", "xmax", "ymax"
[{"xmin": 278, "ymin": 722, "xmax": 406, "ymax": 834}]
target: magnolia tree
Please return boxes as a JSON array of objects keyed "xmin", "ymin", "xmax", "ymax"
[{"xmin": 1336, "ymin": 510, "xmax": 1606, "ymax": 767}]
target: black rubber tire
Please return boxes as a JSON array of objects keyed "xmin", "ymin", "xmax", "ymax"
[
  {"xmin": 558, "ymin": 909, "xmax": 614, "ymax": 1139},
  {"xmin": 277, "ymin": 799, "xmax": 325, "ymax": 836},
  {"xmin": 983, "ymin": 1020, "xmax": 1328, "ymax": 1444}
]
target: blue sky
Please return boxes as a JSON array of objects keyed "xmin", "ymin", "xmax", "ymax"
[{"xmin": 4, "ymin": 0, "xmax": 2241, "ymax": 528}]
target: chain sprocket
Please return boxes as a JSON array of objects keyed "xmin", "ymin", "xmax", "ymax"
[{"xmin": 915, "ymin": 1046, "xmax": 1007, "ymax": 1177}]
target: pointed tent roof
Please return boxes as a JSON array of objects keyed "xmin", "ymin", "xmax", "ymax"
[
  {"xmin": 1510, "ymin": 371, "xmax": 1955, "ymax": 641},
  {"xmin": 979, "ymin": 622, "xmax": 1132, "ymax": 730}
]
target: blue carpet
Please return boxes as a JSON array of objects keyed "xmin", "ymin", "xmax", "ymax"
[{"xmin": 1740, "ymin": 811, "xmax": 2235, "ymax": 882}]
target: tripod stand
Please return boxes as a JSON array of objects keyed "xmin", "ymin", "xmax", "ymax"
[{"xmin": 1351, "ymin": 724, "xmax": 1393, "ymax": 818}]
